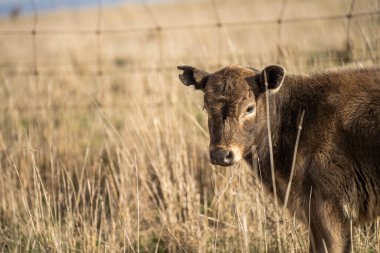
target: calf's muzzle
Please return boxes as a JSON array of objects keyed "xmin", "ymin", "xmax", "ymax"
[{"xmin": 210, "ymin": 147, "xmax": 236, "ymax": 166}]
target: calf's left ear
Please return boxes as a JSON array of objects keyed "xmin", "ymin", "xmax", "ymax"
[
  {"xmin": 256, "ymin": 65, "xmax": 286, "ymax": 93},
  {"xmin": 177, "ymin": 65, "xmax": 210, "ymax": 91}
]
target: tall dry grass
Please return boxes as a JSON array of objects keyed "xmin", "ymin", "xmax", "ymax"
[{"xmin": 0, "ymin": 0, "xmax": 380, "ymax": 252}]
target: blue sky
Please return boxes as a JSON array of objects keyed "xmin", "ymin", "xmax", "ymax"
[{"xmin": 0, "ymin": 0, "xmax": 165, "ymax": 17}]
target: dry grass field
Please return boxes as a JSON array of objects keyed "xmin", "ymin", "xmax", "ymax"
[{"xmin": 0, "ymin": 0, "xmax": 379, "ymax": 252}]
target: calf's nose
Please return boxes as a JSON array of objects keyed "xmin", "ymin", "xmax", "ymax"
[{"xmin": 210, "ymin": 148, "xmax": 235, "ymax": 166}]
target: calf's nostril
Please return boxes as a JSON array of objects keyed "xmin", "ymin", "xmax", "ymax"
[{"xmin": 224, "ymin": 150, "xmax": 234, "ymax": 163}]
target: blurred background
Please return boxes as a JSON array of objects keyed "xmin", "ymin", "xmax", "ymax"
[
  {"xmin": 1, "ymin": 0, "xmax": 379, "ymax": 75},
  {"xmin": 0, "ymin": 0, "xmax": 379, "ymax": 252}
]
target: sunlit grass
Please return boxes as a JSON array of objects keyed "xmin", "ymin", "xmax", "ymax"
[{"xmin": 0, "ymin": 0, "xmax": 379, "ymax": 252}]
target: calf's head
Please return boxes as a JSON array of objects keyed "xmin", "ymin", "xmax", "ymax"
[{"xmin": 178, "ymin": 65, "xmax": 285, "ymax": 166}]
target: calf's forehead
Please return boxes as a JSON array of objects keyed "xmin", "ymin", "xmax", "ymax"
[{"xmin": 204, "ymin": 66, "xmax": 256, "ymax": 100}]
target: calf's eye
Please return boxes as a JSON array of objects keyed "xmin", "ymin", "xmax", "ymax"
[{"xmin": 246, "ymin": 105, "xmax": 255, "ymax": 114}]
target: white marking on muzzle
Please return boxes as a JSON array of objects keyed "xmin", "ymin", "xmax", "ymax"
[{"xmin": 229, "ymin": 145, "xmax": 243, "ymax": 163}]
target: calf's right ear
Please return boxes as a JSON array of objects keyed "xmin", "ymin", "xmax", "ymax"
[
  {"xmin": 177, "ymin": 65, "xmax": 210, "ymax": 91},
  {"xmin": 256, "ymin": 65, "xmax": 286, "ymax": 93}
]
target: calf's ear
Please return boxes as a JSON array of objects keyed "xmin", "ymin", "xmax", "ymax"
[
  {"xmin": 177, "ymin": 65, "xmax": 210, "ymax": 91},
  {"xmin": 256, "ymin": 65, "xmax": 286, "ymax": 93}
]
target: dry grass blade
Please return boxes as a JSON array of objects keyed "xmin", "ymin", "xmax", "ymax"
[
  {"xmin": 214, "ymin": 164, "xmax": 240, "ymax": 206},
  {"xmin": 0, "ymin": 0, "xmax": 379, "ymax": 252},
  {"xmin": 154, "ymin": 224, "xmax": 164, "ymax": 253},
  {"xmin": 263, "ymin": 70, "xmax": 277, "ymax": 206},
  {"xmin": 158, "ymin": 213, "xmax": 189, "ymax": 253},
  {"xmin": 283, "ymin": 109, "xmax": 305, "ymax": 209},
  {"xmin": 264, "ymin": 68, "xmax": 282, "ymax": 253}
]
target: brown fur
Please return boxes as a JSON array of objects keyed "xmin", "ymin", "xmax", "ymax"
[{"xmin": 178, "ymin": 64, "xmax": 380, "ymax": 253}]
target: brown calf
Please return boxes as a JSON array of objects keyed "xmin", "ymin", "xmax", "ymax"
[{"xmin": 178, "ymin": 64, "xmax": 380, "ymax": 253}]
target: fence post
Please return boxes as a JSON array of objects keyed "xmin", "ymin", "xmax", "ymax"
[
  {"xmin": 156, "ymin": 26, "xmax": 163, "ymax": 71},
  {"xmin": 140, "ymin": 0, "xmax": 162, "ymax": 71},
  {"xmin": 345, "ymin": 0, "xmax": 356, "ymax": 63},
  {"xmin": 276, "ymin": 0, "xmax": 287, "ymax": 65},
  {"xmin": 30, "ymin": 0, "xmax": 38, "ymax": 77},
  {"xmin": 211, "ymin": 0, "xmax": 223, "ymax": 68},
  {"xmin": 96, "ymin": 0, "xmax": 103, "ymax": 76}
]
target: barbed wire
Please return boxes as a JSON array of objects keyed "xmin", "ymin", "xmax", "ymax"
[
  {"xmin": 0, "ymin": 9, "xmax": 378, "ymax": 36},
  {"xmin": 0, "ymin": 0, "xmax": 379, "ymax": 112},
  {"xmin": 0, "ymin": 9, "xmax": 378, "ymax": 76}
]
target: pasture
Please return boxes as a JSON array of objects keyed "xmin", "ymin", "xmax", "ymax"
[{"xmin": 0, "ymin": 0, "xmax": 379, "ymax": 252}]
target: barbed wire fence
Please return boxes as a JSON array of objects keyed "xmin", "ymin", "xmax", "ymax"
[{"xmin": 0, "ymin": 0, "xmax": 379, "ymax": 112}]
